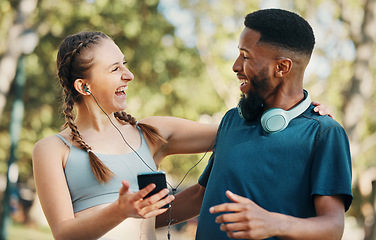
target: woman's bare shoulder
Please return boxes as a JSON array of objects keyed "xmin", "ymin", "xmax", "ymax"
[{"xmin": 33, "ymin": 130, "xmax": 70, "ymax": 157}]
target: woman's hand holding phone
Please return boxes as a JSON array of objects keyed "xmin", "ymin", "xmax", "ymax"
[
  {"xmin": 116, "ymin": 178, "xmax": 174, "ymax": 220},
  {"xmin": 138, "ymin": 171, "xmax": 171, "ymax": 208}
]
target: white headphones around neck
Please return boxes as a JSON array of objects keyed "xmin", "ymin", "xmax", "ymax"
[{"xmin": 238, "ymin": 89, "xmax": 311, "ymax": 134}]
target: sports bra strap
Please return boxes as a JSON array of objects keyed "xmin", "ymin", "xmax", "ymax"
[
  {"xmin": 56, "ymin": 134, "xmax": 72, "ymax": 147},
  {"xmin": 56, "ymin": 126, "xmax": 144, "ymax": 148}
]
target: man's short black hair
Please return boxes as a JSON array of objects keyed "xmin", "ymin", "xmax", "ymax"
[{"xmin": 245, "ymin": 9, "xmax": 315, "ymax": 55}]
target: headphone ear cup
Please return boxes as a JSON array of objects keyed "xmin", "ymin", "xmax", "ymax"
[{"xmin": 261, "ymin": 108, "xmax": 288, "ymax": 133}]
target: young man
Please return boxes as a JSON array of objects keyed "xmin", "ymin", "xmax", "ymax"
[{"xmin": 157, "ymin": 9, "xmax": 352, "ymax": 240}]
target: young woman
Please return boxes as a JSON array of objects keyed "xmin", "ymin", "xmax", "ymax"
[
  {"xmin": 32, "ymin": 31, "xmax": 330, "ymax": 240},
  {"xmin": 32, "ymin": 31, "xmax": 217, "ymax": 240}
]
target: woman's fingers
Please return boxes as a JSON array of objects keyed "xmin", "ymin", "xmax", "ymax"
[
  {"xmin": 138, "ymin": 183, "xmax": 157, "ymax": 199},
  {"xmin": 139, "ymin": 188, "xmax": 173, "ymax": 208},
  {"xmin": 136, "ymin": 188, "xmax": 174, "ymax": 218},
  {"xmin": 119, "ymin": 180, "xmax": 131, "ymax": 195},
  {"xmin": 118, "ymin": 181, "xmax": 175, "ymax": 219}
]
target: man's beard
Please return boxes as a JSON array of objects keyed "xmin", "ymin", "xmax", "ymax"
[
  {"xmin": 238, "ymin": 90, "xmax": 264, "ymax": 122},
  {"xmin": 237, "ymin": 73, "xmax": 267, "ymax": 122}
]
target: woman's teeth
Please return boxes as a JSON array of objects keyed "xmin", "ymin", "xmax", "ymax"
[{"xmin": 115, "ymin": 86, "xmax": 128, "ymax": 94}]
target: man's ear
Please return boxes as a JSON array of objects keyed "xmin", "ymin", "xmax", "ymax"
[
  {"xmin": 74, "ymin": 79, "xmax": 90, "ymax": 95},
  {"xmin": 275, "ymin": 58, "xmax": 292, "ymax": 77}
]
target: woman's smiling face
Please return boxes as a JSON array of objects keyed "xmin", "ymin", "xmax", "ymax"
[{"xmin": 86, "ymin": 38, "xmax": 134, "ymax": 112}]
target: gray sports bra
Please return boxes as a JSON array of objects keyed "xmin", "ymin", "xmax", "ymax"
[{"xmin": 56, "ymin": 128, "xmax": 157, "ymax": 213}]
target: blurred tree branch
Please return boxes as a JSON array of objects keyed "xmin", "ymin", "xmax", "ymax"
[
  {"xmin": 339, "ymin": 0, "xmax": 376, "ymax": 158},
  {"xmin": 337, "ymin": 0, "xmax": 376, "ymax": 238},
  {"xmin": 0, "ymin": 0, "xmax": 38, "ymax": 119}
]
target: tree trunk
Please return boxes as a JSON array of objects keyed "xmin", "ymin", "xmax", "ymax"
[
  {"xmin": 340, "ymin": 0, "xmax": 376, "ymax": 159},
  {"xmin": 338, "ymin": 0, "xmax": 376, "ymax": 239},
  {"xmin": 0, "ymin": 0, "xmax": 38, "ymax": 119}
]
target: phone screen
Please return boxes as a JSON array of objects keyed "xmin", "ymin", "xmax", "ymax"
[{"xmin": 137, "ymin": 171, "xmax": 169, "ymax": 208}]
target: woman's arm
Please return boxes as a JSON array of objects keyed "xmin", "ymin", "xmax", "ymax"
[
  {"xmin": 142, "ymin": 101, "xmax": 330, "ymax": 162},
  {"xmin": 140, "ymin": 116, "xmax": 218, "ymax": 164},
  {"xmin": 33, "ymin": 136, "xmax": 174, "ymax": 240}
]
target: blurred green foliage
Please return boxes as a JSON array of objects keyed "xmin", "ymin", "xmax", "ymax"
[
  {"xmin": 1, "ymin": 0, "xmax": 376, "ymax": 237},
  {"xmin": 0, "ymin": 0, "xmax": 225, "ymax": 187}
]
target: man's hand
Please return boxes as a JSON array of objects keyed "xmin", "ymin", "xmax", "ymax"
[{"xmin": 209, "ymin": 190, "xmax": 280, "ymax": 239}]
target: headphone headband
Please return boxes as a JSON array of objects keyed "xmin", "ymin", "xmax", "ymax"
[
  {"xmin": 237, "ymin": 89, "xmax": 311, "ymax": 134},
  {"xmin": 260, "ymin": 89, "xmax": 311, "ymax": 133}
]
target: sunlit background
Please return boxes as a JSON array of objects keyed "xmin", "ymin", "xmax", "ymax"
[{"xmin": 0, "ymin": 0, "xmax": 375, "ymax": 239}]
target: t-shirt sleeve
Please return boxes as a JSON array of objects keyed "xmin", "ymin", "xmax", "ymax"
[
  {"xmin": 310, "ymin": 125, "xmax": 353, "ymax": 211},
  {"xmin": 198, "ymin": 152, "xmax": 214, "ymax": 187},
  {"xmin": 198, "ymin": 112, "xmax": 228, "ymax": 187}
]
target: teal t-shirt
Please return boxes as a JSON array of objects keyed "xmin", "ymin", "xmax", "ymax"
[{"xmin": 196, "ymin": 105, "xmax": 352, "ymax": 240}]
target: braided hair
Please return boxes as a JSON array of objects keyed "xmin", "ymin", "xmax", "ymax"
[{"xmin": 57, "ymin": 31, "xmax": 166, "ymax": 183}]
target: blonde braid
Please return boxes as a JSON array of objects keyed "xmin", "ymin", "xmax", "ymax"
[
  {"xmin": 64, "ymin": 93, "xmax": 114, "ymax": 183},
  {"xmin": 57, "ymin": 32, "xmax": 115, "ymax": 183},
  {"xmin": 114, "ymin": 111, "xmax": 167, "ymax": 144}
]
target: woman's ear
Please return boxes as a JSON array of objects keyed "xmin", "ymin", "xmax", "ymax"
[
  {"xmin": 275, "ymin": 57, "xmax": 292, "ymax": 77},
  {"xmin": 74, "ymin": 79, "xmax": 90, "ymax": 95}
]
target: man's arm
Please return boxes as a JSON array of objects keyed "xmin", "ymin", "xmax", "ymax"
[
  {"xmin": 156, "ymin": 183, "xmax": 205, "ymax": 228},
  {"xmin": 210, "ymin": 191, "xmax": 345, "ymax": 240}
]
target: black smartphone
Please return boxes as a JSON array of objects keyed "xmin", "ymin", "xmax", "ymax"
[{"xmin": 137, "ymin": 171, "xmax": 170, "ymax": 208}]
